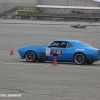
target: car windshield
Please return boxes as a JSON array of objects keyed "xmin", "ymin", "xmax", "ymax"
[{"xmin": 79, "ymin": 42, "xmax": 91, "ymax": 47}]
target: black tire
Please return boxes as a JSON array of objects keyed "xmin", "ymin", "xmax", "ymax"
[
  {"xmin": 25, "ymin": 51, "xmax": 37, "ymax": 62},
  {"xmin": 86, "ymin": 61, "xmax": 94, "ymax": 65},
  {"xmin": 74, "ymin": 53, "xmax": 86, "ymax": 65}
]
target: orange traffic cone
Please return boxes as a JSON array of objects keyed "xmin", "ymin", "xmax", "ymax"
[
  {"xmin": 10, "ymin": 48, "xmax": 14, "ymax": 55},
  {"xmin": 95, "ymin": 46, "xmax": 98, "ymax": 48},
  {"xmin": 53, "ymin": 56, "xmax": 57, "ymax": 66},
  {"xmin": 92, "ymin": 40, "xmax": 95, "ymax": 44}
]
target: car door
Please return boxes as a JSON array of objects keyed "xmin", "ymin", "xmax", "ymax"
[
  {"xmin": 48, "ymin": 47, "xmax": 67, "ymax": 61},
  {"xmin": 46, "ymin": 41, "xmax": 67, "ymax": 61}
]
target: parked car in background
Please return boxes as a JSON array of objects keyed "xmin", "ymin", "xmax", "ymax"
[{"xmin": 71, "ymin": 24, "xmax": 86, "ymax": 28}]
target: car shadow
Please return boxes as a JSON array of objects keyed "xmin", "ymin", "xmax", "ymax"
[{"xmin": 18, "ymin": 60, "xmax": 100, "ymax": 66}]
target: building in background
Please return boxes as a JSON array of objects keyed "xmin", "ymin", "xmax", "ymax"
[
  {"xmin": 0, "ymin": 0, "xmax": 100, "ymax": 21},
  {"xmin": 0, "ymin": 0, "xmax": 100, "ymax": 13},
  {"xmin": 0, "ymin": 0, "xmax": 37, "ymax": 13},
  {"xmin": 38, "ymin": 0, "xmax": 99, "ymax": 7}
]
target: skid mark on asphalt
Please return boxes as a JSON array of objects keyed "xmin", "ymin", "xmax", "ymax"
[{"xmin": 0, "ymin": 61, "xmax": 100, "ymax": 70}]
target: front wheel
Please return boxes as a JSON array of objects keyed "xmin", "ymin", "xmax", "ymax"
[
  {"xmin": 25, "ymin": 51, "xmax": 37, "ymax": 62},
  {"xmin": 74, "ymin": 53, "xmax": 86, "ymax": 65}
]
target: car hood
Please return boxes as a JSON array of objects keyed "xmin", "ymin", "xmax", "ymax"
[{"xmin": 19, "ymin": 46, "xmax": 45, "ymax": 50}]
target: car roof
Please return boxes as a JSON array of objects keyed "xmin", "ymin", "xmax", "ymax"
[
  {"xmin": 54, "ymin": 39, "xmax": 81, "ymax": 43},
  {"xmin": 51, "ymin": 39, "xmax": 92, "ymax": 47}
]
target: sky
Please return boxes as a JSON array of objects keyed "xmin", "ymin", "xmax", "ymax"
[{"xmin": 93, "ymin": 0, "xmax": 100, "ymax": 2}]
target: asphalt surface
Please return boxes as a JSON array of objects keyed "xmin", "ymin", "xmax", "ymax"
[{"xmin": 0, "ymin": 24, "xmax": 100, "ymax": 100}]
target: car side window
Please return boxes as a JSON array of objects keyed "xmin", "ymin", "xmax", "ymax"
[
  {"xmin": 49, "ymin": 41, "xmax": 73, "ymax": 48},
  {"xmin": 60, "ymin": 42, "xmax": 73, "ymax": 48},
  {"xmin": 67, "ymin": 42, "xmax": 73, "ymax": 48},
  {"xmin": 59, "ymin": 42, "xmax": 67, "ymax": 48}
]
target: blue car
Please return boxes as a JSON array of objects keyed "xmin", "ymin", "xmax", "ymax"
[{"xmin": 18, "ymin": 40, "xmax": 100, "ymax": 65}]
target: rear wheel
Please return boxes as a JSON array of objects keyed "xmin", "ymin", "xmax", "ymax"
[
  {"xmin": 74, "ymin": 53, "xmax": 86, "ymax": 65},
  {"xmin": 86, "ymin": 61, "xmax": 94, "ymax": 65},
  {"xmin": 25, "ymin": 51, "xmax": 37, "ymax": 62}
]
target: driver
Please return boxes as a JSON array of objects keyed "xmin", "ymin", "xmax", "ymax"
[{"xmin": 60, "ymin": 42, "xmax": 67, "ymax": 48}]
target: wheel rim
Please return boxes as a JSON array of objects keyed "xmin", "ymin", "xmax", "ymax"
[
  {"xmin": 26, "ymin": 51, "xmax": 35, "ymax": 62},
  {"xmin": 74, "ymin": 54, "xmax": 84, "ymax": 64}
]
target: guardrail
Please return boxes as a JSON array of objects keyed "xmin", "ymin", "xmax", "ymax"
[{"xmin": 14, "ymin": 12, "xmax": 100, "ymax": 18}]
